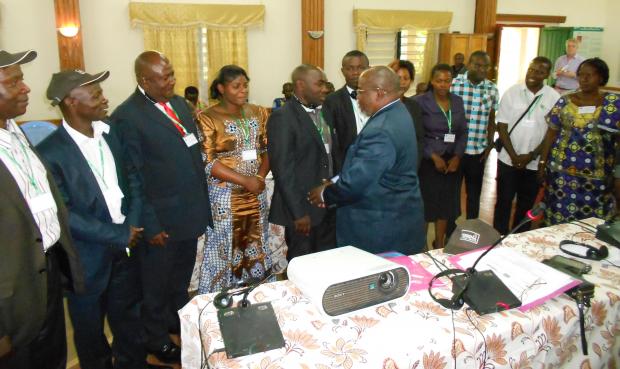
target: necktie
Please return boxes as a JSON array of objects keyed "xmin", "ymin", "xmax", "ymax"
[
  {"xmin": 158, "ymin": 102, "xmax": 186, "ymax": 136},
  {"xmin": 350, "ymin": 90, "xmax": 357, "ymax": 100}
]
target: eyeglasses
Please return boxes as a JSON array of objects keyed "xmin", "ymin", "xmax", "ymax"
[{"xmin": 356, "ymin": 87, "xmax": 383, "ymax": 95}]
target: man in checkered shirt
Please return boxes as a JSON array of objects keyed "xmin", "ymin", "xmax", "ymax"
[{"xmin": 450, "ymin": 50, "xmax": 499, "ymax": 221}]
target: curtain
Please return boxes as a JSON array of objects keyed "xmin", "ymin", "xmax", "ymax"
[
  {"xmin": 421, "ymin": 29, "xmax": 445, "ymax": 83},
  {"xmin": 130, "ymin": 3, "xmax": 265, "ymax": 28},
  {"xmin": 206, "ymin": 28, "xmax": 248, "ymax": 100},
  {"xmin": 143, "ymin": 26, "xmax": 199, "ymax": 96},
  {"xmin": 538, "ymin": 27, "xmax": 573, "ymax": 85}
]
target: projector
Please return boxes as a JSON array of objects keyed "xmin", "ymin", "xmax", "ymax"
[{"xmin": 287, "ymin": 246, "xmax": 410, "ymax": 316}]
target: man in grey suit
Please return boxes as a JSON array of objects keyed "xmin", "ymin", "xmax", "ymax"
[
  {"xmin": 309, "ymin": 66, "xmax": 425, "ymax": 255},
  {"xmin": 0, "ymin": 49, "xmax": 84, "ymax": 369},
  {"xmin": 267, "ymin": 64, "xmax": 337, "ymax": 260}
]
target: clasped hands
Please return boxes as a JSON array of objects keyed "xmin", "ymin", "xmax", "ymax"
[{"xmin": 307, "ymin": 179, "xmax": 332, "ymax": 208}]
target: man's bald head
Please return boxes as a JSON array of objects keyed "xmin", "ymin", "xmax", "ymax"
[
  {"xmin": 356, "ymin": 66, "xmax": 401, "ymax": 116},
  {"xmin": 134, "ymin": 50, "xmax": 176, "ymax": 102}
]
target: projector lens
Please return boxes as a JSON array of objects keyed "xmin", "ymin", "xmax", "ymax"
[{"xmin": 378, "ymin": 271, "xmax": 396, "ymax": 291}]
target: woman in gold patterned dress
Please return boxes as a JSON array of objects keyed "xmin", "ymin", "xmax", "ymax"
[{"xmin": 197, "ymin": 65, "xmax": 271, "ymax": 293}]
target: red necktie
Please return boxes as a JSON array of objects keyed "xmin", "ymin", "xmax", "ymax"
[{"xmin": 158, "ymin": 102, "xmax": 186, "ymax": 136}]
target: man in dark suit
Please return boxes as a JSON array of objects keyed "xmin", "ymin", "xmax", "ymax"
[
  {"xmin": 0, "ymin": 49, "xmax": 84, "ymax": 369},
  {"xmin": 37, "ymin": 70, "xmax": 164, "ymax": 369},
  {"xmin": 268, "ymin": 64, "xmax": 336, "ymax": 260},
  {"xmin": 322, "ymin": 50, "xmax": 369, "ymax": 171},
  {"xmin": 111, "ymin": 51, "xmax": 212, "ymax": 363},
  {"xmin": 309, "ymin": 66, "xmax": 426, "ymax": 255}
]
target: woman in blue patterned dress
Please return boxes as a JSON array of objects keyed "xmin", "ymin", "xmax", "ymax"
[
  {"xmin": 538, "ymin": 58, "xmax": 620, "ymax": 225},
  {"xmin": 196, "ymin": 65, "xmax": 271, "ymax": 293}
]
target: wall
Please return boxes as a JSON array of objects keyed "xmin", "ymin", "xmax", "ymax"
[
  {"xmin": 1, "ymin": 0, "xmax": 617, "ymax": 121},
  {"xmin": 497, "ymin": 0, "xmax": 619, "ymax": 85}
]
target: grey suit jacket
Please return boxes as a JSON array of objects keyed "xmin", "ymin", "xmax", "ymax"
[{"xmin": 0, "ymin": 141, "xmax": 84, "ymax": 350}]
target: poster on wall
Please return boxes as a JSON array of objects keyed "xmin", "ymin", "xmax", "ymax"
[{"xmin": 572, "ymin": 27, "xmax": 603, "ymax": 59}]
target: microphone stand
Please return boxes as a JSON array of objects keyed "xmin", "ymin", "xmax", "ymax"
[{"xmin": 452, "ymin": 205, "xmax": 546, "ymax": 314}]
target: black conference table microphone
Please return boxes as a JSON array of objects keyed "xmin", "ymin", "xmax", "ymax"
[{"xmin": 429, "ymin": 203, "xmax": 546, "ymax": 314}]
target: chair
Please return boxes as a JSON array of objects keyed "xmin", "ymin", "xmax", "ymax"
[{"xmin": 20, "ymin": 121, "xmax": 58, "ymax": 146}]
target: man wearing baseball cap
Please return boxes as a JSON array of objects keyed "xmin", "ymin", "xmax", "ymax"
[
  {"xmin": 37, "ymin": 70, "xmax": 166, "ymax": 369},
  {"xmin": 0, "ymin": 50, "xmax": 84, "ymax": 369}
]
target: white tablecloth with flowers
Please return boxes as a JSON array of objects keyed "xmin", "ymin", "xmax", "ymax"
[{"xmin": 180, "ymin": 218, "xmax": 620, "ymax": 369}]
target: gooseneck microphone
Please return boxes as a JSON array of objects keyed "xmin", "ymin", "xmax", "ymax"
[{"xmin": 469, "ymin": 202, "xmax": 546, "ymax": 272}]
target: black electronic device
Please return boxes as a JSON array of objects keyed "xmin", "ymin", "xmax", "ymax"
[
  {"xmin": 544, "ymin": 255, "xmax": 592, "ymax": 275},
  {"xmin": 217, "ymin": 302, "xmax": 285, "ymax": 358},
  {"xmin": 429, "ymin": 203, "xmax": 546, "ymax": 314},
  {"xmin": 596, "ymin": 221, "xmax": 620, "ymax": 248}
]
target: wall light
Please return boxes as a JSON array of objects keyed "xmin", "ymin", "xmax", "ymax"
[{"xmin": 58, "ymin": 24, "xmax": 79, "ymax": 38}]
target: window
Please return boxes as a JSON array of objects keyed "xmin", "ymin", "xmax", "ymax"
[{"xmin": 364, "ymin": 28, "xmax": 428, "ymax": 80}]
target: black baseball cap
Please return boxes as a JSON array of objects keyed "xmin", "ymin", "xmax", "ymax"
[
  {"xmin": 0, "ymin": 50, "xmax": 37, "ymax": 68},
  {"xmin": 47, "ymin": 70, "xmax": 110, "ymax": 106}
]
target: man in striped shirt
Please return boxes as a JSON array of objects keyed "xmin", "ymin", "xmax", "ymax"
[
  {"xmin": 0, "ymin": 49, "xmax": 83, "ymax": 369},
  {"xmin": 450, "ymin": 50, "xmax": 499, "ymax": 221}
]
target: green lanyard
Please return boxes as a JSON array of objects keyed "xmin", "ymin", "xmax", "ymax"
[
  {"xmin": 524, "ymin": 91, "xmax": 543, "ymax": 120},
  {"xmin": 236, "ymin": 108, "xmax": 252, "ymax": 146},
  {"xmin": 436, "ymin": 101, "xmax": 452, "ymax": 133},
  {"xmin": 84, "ymin": 139, "xmax": 107, "ymax": 188},
  {"xmin": 316, "ymin": 111, "xmax": 326, "ymax": 143},
  {"xmin": 0, "ymin": 135, "xmax": 42, "ymax": 194}
]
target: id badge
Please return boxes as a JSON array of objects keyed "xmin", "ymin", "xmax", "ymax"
[
  {"xmin": 324, "ymin": 143, "xmax": 330, "ymax": 154},
  {"xmin": 444, "ymin": 133, "xmax": 456, "ymax": 143},
  {"xmin": 183, "ymin": 133, "xmax": 198, "ymax": 147},
  {"xmin": 28, "ymin": 192, "xmax": 57, "ymax": 214},
  {"xmin": 103, "ymin": 186, "xmax": 125, "ymax": 201},
  {"xmin": 242, "ymin": 149, "xmax": 258, "ymax": 161},
  {"xmin": 578, "ymin": 106, "xmax": 596, "ymax": 114}
]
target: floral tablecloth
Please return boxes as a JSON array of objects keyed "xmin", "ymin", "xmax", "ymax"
[{"xmin": 180, "ymin": 219, "xmax": 620, "ymax": 369}]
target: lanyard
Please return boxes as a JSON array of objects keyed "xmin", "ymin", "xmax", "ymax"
[
  {"xmin": 524, "ymin": 91, "xmax": 543, "ymax": 120},
  {"xmin": 316, "ymin": 111, "xmax": 326, "ymax": 143},
  {"xmin": 0, "ymin": 134, "xmax": 41, "ymax": 193},
  {"xmin": 83, "ymin": 139, "xmax": 107, "ymax": 188},
  {"xmin": 436, "ymin": 100, "xmax": 452, "ymax": 133},
  {"xmin": 236, "ymin": 108, "xmax": 252, "ymax": 146},
  {"xmin": 158, "ymin": 102, "xmax": 188, "ymax": 136}
]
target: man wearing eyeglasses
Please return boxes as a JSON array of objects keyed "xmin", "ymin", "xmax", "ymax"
[
  {"xmin": 308, "ymin": 66, "xmax": 425, "ymax": 255},
  {"xmin": 450, "ymin": 50, "xmax": 499, "ymax": 222}
]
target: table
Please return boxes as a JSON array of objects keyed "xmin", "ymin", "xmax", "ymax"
[{"xmin": 180, "ymin": 219, "xmax": 620, "ymax": 369}]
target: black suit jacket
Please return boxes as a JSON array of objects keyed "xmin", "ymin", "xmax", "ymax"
[
  {"xmin": 0, "ymin": 129, "xmax": 84, "ymax": 350},
  {"xmin": 402, "ymin": 96, "xmax": 425, "ymax": 165},
  {"xmin": 322, "ymin": 86, "xmax": 357, "ymax": 172},
  {"xmin": 37, "ymin": 123, "xmax": 142, "ymax": 293},
  {"xmin": 267, "ymin": 100, "xmax": 331, "ymax": 227},
  {"xmin": 111, "ymin": 89, "xmax": 212, "ymax": 242}
]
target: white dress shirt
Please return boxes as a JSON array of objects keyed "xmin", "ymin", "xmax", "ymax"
[
  {"xmin": 63, "ymin": 120, "xmax": 126, "ymax": 224},
  {"xmin": 496, "ymin": 84, "xmax": 561, "ymax": 170},
  {"xmin": 346, "ymin": 85, "xmax": 369, "ymax": 134},
  {"xmin": 0, "ymin": 119, "xmax": 61, "ymax": 251}
]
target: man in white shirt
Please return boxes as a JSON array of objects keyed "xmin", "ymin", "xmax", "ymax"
[
  {"xmin": 37, "ymin": 70, "xmax": 161, "ymax": 369},
  {"xmin": 0, "ymin": 50, "xmax": 84, "ymax": 369},
  {"xmin": 493, "ymin": 57, "xmax": 560, "ymax": 234}
]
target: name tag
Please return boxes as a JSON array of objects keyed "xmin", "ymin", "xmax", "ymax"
[
  {"xmin": 578, "ymin": 106, "xmax": 596, "ymax": 114},
  {"xmin": 242, "ymin": 149, "xmax": 257, "ymax": 161},
  {"xmin": 103, "ymin": 185, "xmax": 125, "ymax": 201},
  {"xmin": 183, "ymin": 133, "xmax": 198, "ymax": 147},
  {"xmin": 28, "ymin": 192, "xmax": 57, "ymax": 214},
  {"xmin": 324, "ymin": 143, "xmax": 330, "ymax": 154},
  {"xmin": 444, "ymin": 133, "xmax": 456, "ymax": 143}
]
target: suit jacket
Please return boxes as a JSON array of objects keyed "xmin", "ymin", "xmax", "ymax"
[
  {"xmin": 0, "ymin": 132, "xmax": 84, "ymax": 350},
  {"xmin": 267, "ymin": 99, "xmax": 331, "ymax": 227},
  {"xmin": 322, "ymin": 86, "xmax": 357, "ymax": 172},
  {"xmin": 111, "ymin": 89, "xmax": 212, "ymax": 241},
  {"xmin": 323, "ymin": 100, "xmax": 426, "ymax": 255},
  {"xmin": 36, "ymin": 123, "xmax": 141, "ymax": 294},
  {"xmin": 402, "ymin": 96, "xmax": 425, "ymax": 165}
]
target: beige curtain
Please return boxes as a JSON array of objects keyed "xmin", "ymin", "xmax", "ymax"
[
  {"xmin": 206, "ymin": 28, "xmax": 248, "ymax": 101},
  {"xmin": 142, "ymin": 26, "xmax": 198, "ymax": 96},
  {"xmin": 421, "ymin": 29, "xmax": 447, "ymax": 83},
  {"xmin": 130, "ymin": 3, "xmax": 265, "ymax": 28}
]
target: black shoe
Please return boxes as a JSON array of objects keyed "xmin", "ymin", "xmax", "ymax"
[{"xmin": 148, "ymin": 342, "xmax": 181, "ymax": 364}]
